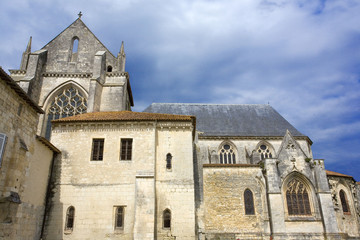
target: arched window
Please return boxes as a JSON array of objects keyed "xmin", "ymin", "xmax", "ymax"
[
  {"xmin": 163, "ymin": 209, "xmax": 171, "ymax": 229},
  {"xmin": 0, "ymin": 133, "xmax": 7, "ymax": 167},
  {"xmin": 45, "ymin": 86, "xmax": 87, "ymax": 139},
  {"xmin": 70, "ymin": 37, "xmax": 79, "ymax": 62},
  {"xmin": 257, "ymin": 144, "xmax": 272, "ymax": 160},
  {"xmin": 244, "ymin": 189, "xmax": 255, "ymax": 215},
  {"xmin": 107, "ymin": 65, "xmax": 113, "ymax": 72},
  {"xmin": 219, "ymin": 143, "xmax": 236, "ymax": 164},
  {"xmin": 166, "ymin": 153, "xmax": 172, "ymax": 170},
  {"xmin": 286, "ymin": 178, "xmax": 311, "ymax": 215},
  {"xmin": 339, "ymin": 190, "xmax": 350, "ymax": 214},
  {"xmin": 65, "ymin": 206, "xmax": 75, "ymax": 231}
]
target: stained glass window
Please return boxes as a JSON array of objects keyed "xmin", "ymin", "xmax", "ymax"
[
  {"xmin": 219, "ymin": 144, "xmax": 236, "ymax": 164},
  {"xmin": 257, "ymin": 144, "xmax": 272, "ymax": 160},
  {"xmin": 244, "ymin": 189, "xmax": 255, "ymax": 215},
  {"xmin": 45, "ymin": 87, "xmax": 87, "ymax": 139},
  {"xmin": 286, "ymin": 179, "xmax": 311, "ymax": 215}
]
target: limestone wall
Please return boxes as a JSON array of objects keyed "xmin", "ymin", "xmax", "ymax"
[
  {"xmin": 45, "ymin": 120, "xmax": 196, "ymax": 240},
  {"xmin": 0, "ymin": 76, "xmax": 54, "ymax": 240}
]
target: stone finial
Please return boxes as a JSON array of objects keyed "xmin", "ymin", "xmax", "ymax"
[
  {"xmin": 26, "ymin": 36, "xmax": 32, "ymax": 53},
  {"xmin": 78, "ymin": 11, "xmax": 83, "ymax": 18},
  {"xmin": 120, "ymin": 41, "xmax": 125, "ymax": 55}
]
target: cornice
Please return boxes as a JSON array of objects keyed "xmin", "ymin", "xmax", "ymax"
[
  {"xmin": 199, "ymin": 135, "xmax": 310, "ymax": 142},
  {"xmin": 9, "ymin": 69, "xmax": 26, "ymax": 75},
  {"xmin": 106, "ymin": 72, "xmax": 129, "ymax": 78},
  {"xmin": 42, "ymin": 72, "xmax": 92, "ymax": 78}
]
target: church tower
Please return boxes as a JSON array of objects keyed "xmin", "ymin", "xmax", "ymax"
[{"xmin": 9, "ymin": 14, "xmax": 134, "ymax": 139}]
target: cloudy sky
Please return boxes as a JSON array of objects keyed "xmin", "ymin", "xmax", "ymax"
[{"xmin": 1, "ymin": 0, "xmax": 359, "ymax": 180}]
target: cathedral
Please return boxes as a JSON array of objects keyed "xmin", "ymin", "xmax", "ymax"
[{"xmin": 0, "ymin": 16, "xmax": 359, "ymax": 240}]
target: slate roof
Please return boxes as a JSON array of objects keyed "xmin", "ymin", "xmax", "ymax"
[
  {"xmin": 143, "ymin": 103, "xmax": 305, "ymax": 137},
  {"xmin": 52, "ymin": 111, "xmax": 194, "ymax": 123}
]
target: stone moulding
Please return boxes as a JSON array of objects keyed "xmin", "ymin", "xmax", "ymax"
[
  {"xmin": 203, "ymin": 163, "xmax": 260, "ymax": 168},
  {"xmin": 199, "ymin": 135, "xmax": 311, "ymax": 143},
  {"xmin": 42, "ymin": 72, "xmax": 92, "ymax": 78},
  {"xmin": 9, "ymin": 69, "xmax": 26, "ymax": 75}
]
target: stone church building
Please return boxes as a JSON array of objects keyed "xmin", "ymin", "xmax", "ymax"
[{"xmin": 0, "ymin": 16, "xmax": 360, "ymax": 240}]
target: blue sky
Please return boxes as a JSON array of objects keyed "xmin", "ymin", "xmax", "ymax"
[{"xmin": 1, "ymin": 0, "xmax": 360, "ymax": 180}]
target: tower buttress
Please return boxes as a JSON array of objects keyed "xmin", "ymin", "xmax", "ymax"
[
  {"xmin": 20, "ymin": 36, "xmax": 32, "ymax": 70},
  {"xmin": 117, "ymin": 41, "xmax": 126, "ymax": 72}
]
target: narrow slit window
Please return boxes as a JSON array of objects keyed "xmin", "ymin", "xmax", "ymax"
[
  {"xmin": 70, "ymin": 37, "xmax": 79, "ymax": 62},
  {"xmin": 166, "ymin": 153, "xmax": 172, "ymax": 170}
]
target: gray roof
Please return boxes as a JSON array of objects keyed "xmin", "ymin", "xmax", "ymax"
[{"xmin": 143, "ymin": 103, "xmax": 305, "ymax": 137}]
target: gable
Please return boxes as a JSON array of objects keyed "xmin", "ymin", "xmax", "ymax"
[{"xmin": 41, "ymin": 18, "xmax": 118, "ymax": 73}]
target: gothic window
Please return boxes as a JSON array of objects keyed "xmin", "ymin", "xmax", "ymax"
[
  {"xmin": 166, "ymin": 153, "xmax": 172, "ymax": 170},
  {"xmin": 163, "ymin": 209, "xmax": 171, "ymax": 229},
  {"xmin": 70, "ymin": 37, "xmax": 79, "ymax": 62},
  {"xmin": 45, "ymin": 87, "xmax": 87, "ymax": 139},
  {"xmin": 120, "ymin": 139, "xmax": 132, "ymax": 160},
  {"xmin": 0, "ymin": 133, "xmax": 7, "ymax": 167},
  {"xmin": 65, "ymin": 206, "xmax": 75, "ymax": 231},
  {"xmin": 286, "ymin": 178, "xmax": 311, "ymax": 215},
  {"xmin": 107, "ymin": 65, "xmax": 113, "ymax": 72},
  {"xmin": 244, "ymin": 189, "xmax": 255, "ymax": 215},
  {"xmin": 219, "ymin": 144, "xmax": 236, "ymax": 164},
  {"xmin": 115, "ymin": 206, "xmax": 124, "ymax": 229},
  {"xmin": 339, "ymin": 190, "xmax": 350, "ymax": 214},
  {"xmin": 92, "ymin": 139, "xmax": 104, "ymax": 161},
  {"xmin": 257, "ymin": 144, "xmax": 272, "ymax": 160}
]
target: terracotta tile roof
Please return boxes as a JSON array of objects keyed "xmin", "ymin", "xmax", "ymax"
[
  {"xmin": 52, "ymin": 111, "xmax": 195, "ymax": 123},
  {"xmin": 326, "ymin": 170, "xmax": 353, "ymax": 178}
]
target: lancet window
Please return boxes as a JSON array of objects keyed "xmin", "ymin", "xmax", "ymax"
[
  {"xmin": 45, "ymin": 87, "xmax": 87, "ymax": 139},
  {"xmin": 244, "ymin": 189, "xmax": 255, "ymax": 215},
  {"xmin": 340, "ymin": 190, "xmax": 350, "ymax": 214},
  {"xmin": 219, "ymin": 144, "xmax": 236, "ymax": 164},
  {"xmin": 286, "ymin": 178, "xmax": 311, "ymax": 215},
  {"xmin": 257, "ymin": 144, "xmax": 272, "ymax": 160}
]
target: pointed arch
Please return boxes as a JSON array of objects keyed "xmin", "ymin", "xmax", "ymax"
[
  {"xmin": 42, "ymin": 82, "xmax": 88, "ymax": 139},
  {"xmin": 218, "ymin": 141, "xmax": 237, "ymax": 164},
  {"xmin": 244, "ymin": 188, "xmax": 255, "ymax": 215},
  {"xmin": 339, "ymin": 189, "xmax": 350, "ymax": 214},
  {"xmin": 255, "ymin": 140, "xmax": 275, "ymax": 160},
  {"xmin": 282, "ymin": 172, "xmax": 315, "ymax": 216}
]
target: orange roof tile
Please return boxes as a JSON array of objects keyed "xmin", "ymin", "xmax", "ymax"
[
  {"xmin": 326, "ymin": 170, "xmax": 353, "ymax": 178},
  {"xmin": 52, "ymin": 111, "xmax": 195, "ymax": 123}
]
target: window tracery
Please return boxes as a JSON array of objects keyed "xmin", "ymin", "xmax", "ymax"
[
  {"xmin": 45, "ymin": 87, "xmax": 87, "ymax": 139},
  {"xmin": 286, "ymin": 178, "xmax": 311, "ymax": 215},
  {"xmin": 219, "ymin": 144, "xmax": 236, "ymax": 164},
  {"xmin": 257, "ymin": 144, "xmax": 272, "ymax": 160}
]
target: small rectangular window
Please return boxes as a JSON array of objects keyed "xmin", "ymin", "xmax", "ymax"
[
  {"xmin": 0, "ymin": 133, "xmax": 7, "ymax": 167},
  {"xmin": 91, "ymin": 139, "xmax": 104, "ymax": 161},
  {"xmin": 115, "ymin": 206, "xmax": 124, "ymax": 230},
  {"xmin": 120, "ymin": 139, "xmax": 132, "ymax": 161}
]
